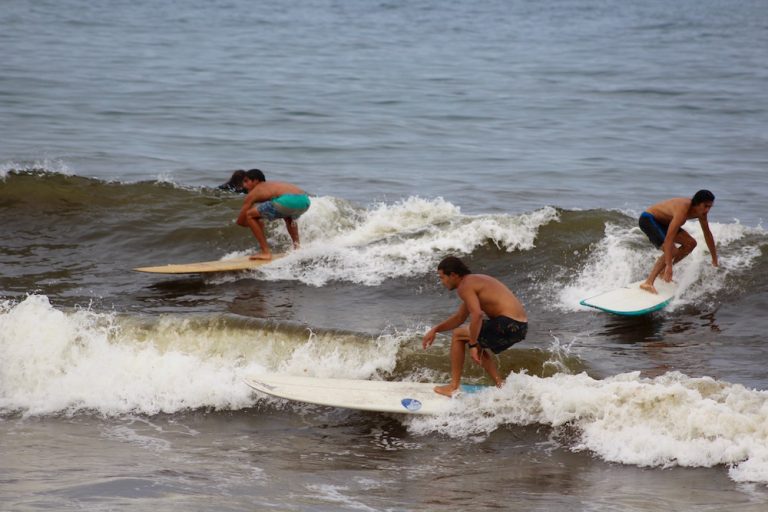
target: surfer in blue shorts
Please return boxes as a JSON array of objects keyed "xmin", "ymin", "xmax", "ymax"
[
  {"xmin": 638, "ymin": 190, "xmax": 718, "ymax": 294},
  {"xmin": 236, "ymin": 169, "xmax": 311, "ymax": 260},
  {"xmin": 422, "ymin": 256, "xmax": 528, "ymax": 397}
]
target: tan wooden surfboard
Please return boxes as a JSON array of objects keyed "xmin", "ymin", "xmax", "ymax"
[{"xmin": 134, "ymin": 254, "xmax": 285, "ymax": 274}]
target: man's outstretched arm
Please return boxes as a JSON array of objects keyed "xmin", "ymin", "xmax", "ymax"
[{"xmin": 699, "ymin": 215, "xmax": 718, "ymax": 266}]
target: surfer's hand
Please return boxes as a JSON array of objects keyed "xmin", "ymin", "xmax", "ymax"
[
  {"xmin": 712, "ymin": 256, "xmax": 719, "ymax": 267},
  {"xmin": 663, "ymin": 266, "xmax": 673, "ymax": 282},
  {"xmin": 469, "ymin": 346, "xmax": 482, "ymax": 364},
  {"xmin": 422, "ymin": 328, "xmax": 436, "ymax": 349}
]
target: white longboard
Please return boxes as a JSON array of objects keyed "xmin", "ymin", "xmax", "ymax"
[
  {"xmin": 580, "ymin": 279, "xmax": 677, "ymax": 316},
  {"xmin": 244, "ymin": 374, "xmax": 488, "ymax": 415},
  {"xmin": 133, "ymin": 254, "xmax": 285, "ymax": 274}
]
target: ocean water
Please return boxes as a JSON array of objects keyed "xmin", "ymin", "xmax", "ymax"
[{"xmin": 2, "ymin": 0, "xmax": 768, "ymax": 510}]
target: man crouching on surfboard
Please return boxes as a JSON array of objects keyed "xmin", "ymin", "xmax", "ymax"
[
  {"xmin": 236, "ymin": 169, "xmax": 311, "ymax": 260},
  {"xmin": 638, "ymin": 190, "xmax": 718, "ymax": 294},
  {"xmin": 422, "ymin": 256, "xmax": 528, "ymax": 397}
]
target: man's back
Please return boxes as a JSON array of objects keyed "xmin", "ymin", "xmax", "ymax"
[
  {"xmin": 460, "ymin": 274, "xmax": 527, "ymax": 322},
  {"xmin": 257, "ymin": 181, "xmax": 305, "ymax": 199},
  {"xmin": 646, "ymin": 197, "xmax": 693, "ymax": 223}
]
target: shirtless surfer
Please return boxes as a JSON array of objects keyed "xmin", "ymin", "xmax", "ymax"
[
  {"xmin": 219, "ymin": 169, "xmax": 247, "ymax": 193},
  {"xmin": 638, "ymin": 190, "xmax": 718, "ymax": 294},
  {"xmin": 422, "ymin": 256, "xmax": 528, "ymax": 397},
  {"xmin": 236, "ymin": 169, "xmax": 311, "ymax": 260}
]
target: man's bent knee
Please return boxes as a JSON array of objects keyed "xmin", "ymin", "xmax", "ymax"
[
  {"xmin": 451, "ymin": 328, "xmax": 469, "ymax": 342},
  {"xmin": 680, "ymin": 238, "xmax": 697, "ymax": 255}
]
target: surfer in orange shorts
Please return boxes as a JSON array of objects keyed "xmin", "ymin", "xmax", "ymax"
[
  {"xmin": 422, "ymin": 256, "xmax": 528, "ymax": 397},
  {"xmin": 236, "ymin": 169, "xmax": 311, "ymax": 260},
  {"xmin": 638, "ymin": 190, "xmax": 718, "ymax": 294}
]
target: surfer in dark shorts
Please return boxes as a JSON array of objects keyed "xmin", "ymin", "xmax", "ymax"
[
  {"xmin": 638, "ymin": 190, "xmax": 718, "ymax": 294},
  {"xmin": 422, "ymin": 256, "xmax": 528, "ymax": 397},
  {"xmin": 219, "ymin": 169, "xmax": 247, "ymax": 193}
]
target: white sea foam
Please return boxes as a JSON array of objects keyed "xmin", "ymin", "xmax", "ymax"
[
  {"xmin": 0, "ymin": 159, "xmax": 72, "ymax": 179},
  {"xmin": 278, "ymin": 330, "xmax": 401, "ymax": 379},
  {"xmin": 4, "ymin": 296, "xmax": 768, "ymax": 483},
  {"xmin": 558, "ymin": 219, "xmax": 764, "ymax": 312},
  {"xmin": 0, "ymin": 295, "xmax": 402, "ymax": 417},
  {"xmin": 0, "ymin": 295, "xmax": 259, "ymax": 415},
  {"xmin": 244, "ymin": 196, "xmax": 559, "ymax": 286},
  {"xmin": 154, "ymin": 171, "xmax": 178, "ymax": 185},
  {"xmin": 305, "ymin": 484, "xmax": 379, "ymax": 512},
  {"xmin": 408, "ymin": 371, "xmax": 768, "ymax": 484},
  {"xmin": 103, "ymin": 424, "xmax": 172, "ymax": 452}
]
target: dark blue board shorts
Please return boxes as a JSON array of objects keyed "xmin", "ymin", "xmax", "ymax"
[
  {"xmin": 638, "ymin": 212, "xmax": 687, "ymax": 249},
  {"xmin": 478, "ymin": 316, "xmax": 528, "ymax": 354}
]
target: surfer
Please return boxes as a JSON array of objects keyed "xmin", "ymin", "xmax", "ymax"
[
  {"xmin": 638, "ymin": 190, "xmax": 718, "ymax": 294},
  {"xmin": 422, "ymin": 256, "xmax": 528, "ymax": 397},
  {"xmin": 219, "ymin": 169, "xmax": 247, "ymax": 193},
  {"xmin": 236, "ymin": 169, "xmax": 311, "ymax": 260}
]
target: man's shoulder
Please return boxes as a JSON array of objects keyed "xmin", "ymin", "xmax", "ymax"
[
  {"xmin": 658, "ymin": 197, "xmax": 688, "ymax": 208},
  {"xmin": 462, "ymin": 274, "xmax": 498, "ymax": 288},
  {"xmin": 654, "ymin": 198, "xmax": 690, "ymax": 217}
]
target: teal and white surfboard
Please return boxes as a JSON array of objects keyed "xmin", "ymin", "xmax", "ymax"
[{"xmin": 580, "ymin": 279, "xmax": 677, "ymax": 316}]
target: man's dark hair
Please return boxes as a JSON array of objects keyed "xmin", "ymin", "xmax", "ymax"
[
  {"xmin": 437, "ymin": 256, "xmax": 472, "ymax": 276},
  {"xmin": 692, "ymin": 189, "xmax": 715, "ymax": 206},
  {"xmin": 245, "ymin": 168, "xmax": 266, "ymax": 182},
  {"xmin": 219, "ymin": 169, "xmax": 246, "ymax": 192}
]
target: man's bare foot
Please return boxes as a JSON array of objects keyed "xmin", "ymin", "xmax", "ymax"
[
  {"xmin": 434, "ymin": 384, "xmax": 459, "ymax": 397},
  {"xmin": 249, "ymin": 253, "xmax": 273, "ymax": 261},
  {"xmin": 639, "ymin": 282, "xmax": 658, "ymax": 294}
]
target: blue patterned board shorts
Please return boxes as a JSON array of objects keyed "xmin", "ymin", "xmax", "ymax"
[
  {"xmin": 478, "ymin": 316, "xmax": 528, "ymax": 354},
  {"xmin": 257, "ymin": 194, "xmax": 311, "ymax": 220}
]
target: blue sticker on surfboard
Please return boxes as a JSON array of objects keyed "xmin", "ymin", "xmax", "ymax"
[
  {"xmin": 400, "ymin": 384, "xmax": 485, "ymax": 412},
  {"xmin": 401, "ymin": 398, "xmax": 423, "ymax": 412}
]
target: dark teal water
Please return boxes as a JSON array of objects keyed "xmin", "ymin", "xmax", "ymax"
[
  {"xmin": 2, "ymin": 1, "xmax": 768, "ymax": 510},
  {"xmin": 2, "ymin": 0, "xmax": 766, "ymax": 222}
]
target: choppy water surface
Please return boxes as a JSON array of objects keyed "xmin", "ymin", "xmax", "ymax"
[{"xmin": 2, "ymin": 0, "xmax": 767, "ymax": 510}]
